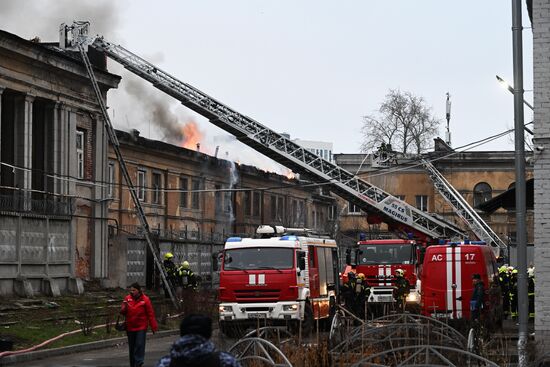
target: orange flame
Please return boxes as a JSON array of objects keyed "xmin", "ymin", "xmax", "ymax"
[
  {"xmin": 284, "ymin": 169, "xmax": 295, "ymax": 180},
  {"xmin": 179, "ymin": 120, "xmax": 203, "ymax": 150}
]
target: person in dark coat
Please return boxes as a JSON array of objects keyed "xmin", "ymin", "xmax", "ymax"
[
  {"xmin": 470, "ymin": 273, "xmax": 485, "ymax": 322},
  {"xmin": 121, "ymin": 282, "xmax": 158, "ymax": 367},
  {"xmin": 156, "ymin": 314, "xmax": 241, "ymax": 367},
  {"xmin": 393, "ymin": 269, "xmax": 410, "ymax": 313}
]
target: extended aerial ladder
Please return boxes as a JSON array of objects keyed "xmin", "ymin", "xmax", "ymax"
[
  {"xmin": 421, "ymin": 158, "xmax": 507, "ymax": 256},
  {"xmin": 61, "ymin": 22, "xmax": 465, "ymax": 253},
  {"xmin": 59, "ymin": 22, "xmax": 179, "ymax": 308}
]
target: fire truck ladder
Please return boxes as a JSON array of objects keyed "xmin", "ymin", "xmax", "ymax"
[
  {"xmin": 421, "ymin": 158, "xmax": 506, "ymax": 255},
  {"xmin": 62, "ymin": 21, "xmax": 465, "ymax": 243},
  {"xmin": 62, "ymin": 23, "xmax": 179, "ymax": 308}
]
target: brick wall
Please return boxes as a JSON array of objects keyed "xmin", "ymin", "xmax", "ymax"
[{"xmin": 533, "ymin": 0, "xmax": 550, "ymax": 350}]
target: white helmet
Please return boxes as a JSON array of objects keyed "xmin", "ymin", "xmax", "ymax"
[
  {"xmin": 395, "ymin": 269, "xmax": 405, "ymax": 277},
  {"xmin": 528, "ymin": 267, "xmax": 535, "ymax": 277}
]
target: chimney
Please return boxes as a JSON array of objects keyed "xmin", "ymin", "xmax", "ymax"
[
  {"xmin": 196, "ymin": 142, "xmax": 201, "ymax": 152},
  {"xmin": 214, "ymin": 146, "xmax": 220, "ymax": 158},
  {"xmin": 131, "ymin": 129, "xmax": 140, "ymax": 142}
]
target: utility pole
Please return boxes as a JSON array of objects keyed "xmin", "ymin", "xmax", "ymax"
[
  {"xmin": 511, "ymin": 0, "xmax": 529, "ymax": 365},
  {"xmin": 445, "ymin": 92, "xmax": 452, "ymax": 146}
]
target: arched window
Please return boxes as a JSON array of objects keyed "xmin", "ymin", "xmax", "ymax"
[
  {"xmin": 473, "ymin": 182, "xmax": 492, "ymax": 207},
  {"xmin": 508, "ymin": 182, "xmax": 515, "ymax": 190}
]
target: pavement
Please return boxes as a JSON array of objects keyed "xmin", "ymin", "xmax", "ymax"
[{"xmin": 0, "ymin": 329, "xmax": 235, "ymax": 367}]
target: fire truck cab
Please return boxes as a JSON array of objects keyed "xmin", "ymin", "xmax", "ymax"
[
  {"xmin": 420, "ymin": 241, "xmax": 502, "ymax": 322},
  {"xmin": 218, "ymin": 226, "xmax": 339, "ymax": 336},
  {"xmin": 345, "ymin": 239, "xmax": 421, "ymax": 306}
]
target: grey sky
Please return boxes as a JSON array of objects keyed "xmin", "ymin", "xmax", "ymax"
[{"xmin": 0, "ymin": 0, "xmax": 534, "ymax": 172}]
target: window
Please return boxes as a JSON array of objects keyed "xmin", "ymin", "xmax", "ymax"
[
  {"xmin": 270, "ymin": 195, "xmax": 277, "ymax": 220},
  {"xmin": 277, "ymin": 197, "xmax": 284, "ymax": 221},
  {"xmin": 297, "ymin": 200, "xmax": 305, "ymax": 225},
  {"xmin": 253, "ymin": 191, "xmax": 261, "ymax": 217},
  {"xmin": 76, "ymin": 130, "xmax": 84, "ymax": 179},
  {"xmin": 215, "ymin": 184, "xmax": 223, "ymax": 213},
  {"xmin": 224, "ymin": 191, "xmax": 232, "ymax": 213},
  {"xmin": 191, "ymin": 178, "xmax": 201, "ymax": 209},
  {"xmin": 152, "ymin": 172, "xmax": 161, "ymax": 204},
  {"xmin": 348, "ymin": 201, "xmax": 360, "ymax": 214},
  {"xmin": 328, "ymin": 205, "xmax": 336, "ymax": 220},
  {"xmin": 108, "ymin": 162, "xmax": 115, "ymax": 198},
  {"xmin": 137, "ymin": 170, "xmax": 146, "ymax": 201},
  {"xmin": 415, "ymin": 195, "xmax": 428, "ymax": 211},
  {"xmin": 243, "ymin": 191, "xmax": 251, "ymax": 216},
  {"xmin": 473, "ymin": 182, "xmax": 492, "ymax": 207},
  {"xmin": 180, "ymin": 177, "xmax": 188, "ymax": 208}
]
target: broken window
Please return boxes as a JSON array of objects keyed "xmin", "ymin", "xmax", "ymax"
[
  {"xmin": 152, "ymin": 172, "xmax": 161, "ymax": 204},
  {"xmin": 215, "ymin": 184, "xmax": 223, "ymax": 214},
  {"xmin": 415, "ymin": 195, "xmax": 428, "ymax": 212},
  {"xmin": 191, "ymin": 178, "xmax": 201, "ymax": 209},
  {"xmin": 253, "ymin": 191, "xmax": 261, "ymax": 217},
  {"xmin": 243, "ymin": 191, "xmax": 251, "ymax": 216},
  {"xmin": 180, "ymin": 177, "xmax": 188, "ymax": 208},
  {"xmin": 76, "ymin": 130, "xmax": 84, "ymax": 179},
  {"xmin": 137, "ymin": 169, "xmax": 146, "ymax": 201},
  {"xmin": 108, "ymin": 161, "xmax": 115, "ymax": 198}
]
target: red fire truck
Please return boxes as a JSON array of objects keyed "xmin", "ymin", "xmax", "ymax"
[
  {"xmin": 420, "ymin": 241, "xmax": 502, "ymax": 323},
  {"xmin": 217, "ymin": 226, "xmax": 339, "ymax": 336},
  {"xmin": 344, "ymin": 239, "xmax": 421, "ymax": 308}
]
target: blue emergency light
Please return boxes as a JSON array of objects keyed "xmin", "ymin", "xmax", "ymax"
[
  {"xmin": 226, "ymin": 237, "xmax": 242, "ymax": 242},
  {"xmin": 280, "ymin": 235, "xmax": 297, "ymax": 241}
]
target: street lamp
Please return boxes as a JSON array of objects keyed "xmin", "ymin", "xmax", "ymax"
[
  {"xmin": 496, "ymin": 75, "xmax": 534, "ymax": 111},
  {"xmin": 496, "ymin": 75, "xmax": 534, "ymax": 135}
]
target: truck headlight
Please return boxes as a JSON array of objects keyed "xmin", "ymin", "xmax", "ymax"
[
  {"xmin": 406, "ymin": 293, "xmax": 417, "ymax": 302},
  {"xmin": 283, "ymin": 304, "xmax": 298, "ymax": 311},
  {"xmin": 219, "ymin": 305, "xmax": 233, "ymax": 313}
]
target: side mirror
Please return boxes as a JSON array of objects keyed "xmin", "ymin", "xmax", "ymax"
[
  {"xmin": 212, "ymin": 253, "xmax": 219, "ymax": 272},
  {"xmin": 418, "ymin": 246, "xmax": 426, "ymax": 264},
  {"xmin": 298, "ymin": 252, "xmax": 306, "ymax": 271},
  {"xmin": 345, "ymin": 248, "xmax": 352, "ymax": 266}
]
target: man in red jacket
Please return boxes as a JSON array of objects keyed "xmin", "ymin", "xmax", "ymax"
[{"xmin": 121, "ymin": 282, "xmax": 158, "ymax": 367}]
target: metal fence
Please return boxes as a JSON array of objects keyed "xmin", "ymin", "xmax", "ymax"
[{"xmin": 0, "ymin": 193, "xmax": 73, "ymax": 216}]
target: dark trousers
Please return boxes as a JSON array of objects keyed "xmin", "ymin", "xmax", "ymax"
[{"xmin": 127, "ymin": 329, "xmax": 147, "ymax": 367}]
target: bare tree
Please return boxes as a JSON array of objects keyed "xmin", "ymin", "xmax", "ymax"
[{"xmin": 360, "ymin": 89, "xmax": 440, "ymax": 154}]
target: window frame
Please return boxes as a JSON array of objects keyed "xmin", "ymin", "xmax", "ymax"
[
  {"xmin": 76, "ymin": 130, "xmax": 85, "ymax": 179},
  {"xmin": 137, "ymin": 169, "xmax": 146, "ymax": 201},
  {"xmin": 415, "ymin": 195, "xmax": 428, "ymax": 212},
  {"xmin": 107, "ymin": 161, "xmax": 115, "ymax": 198},
  {"xmin": 152, "ymin": 172, "xmax": 162, "ymax": 205}
]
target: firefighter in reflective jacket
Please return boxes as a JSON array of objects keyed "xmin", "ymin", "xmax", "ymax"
[
  {"xmin": 354, "ymin": 273, "xmax": 371, "ymax": 319},
  {"xmin": 528, "ymin": 266, "xmax": 535, "ymax": 319},
  {"xmin": 342, "ymin": 272, "xmax": 357, "ymax": 314},
  {"xmin": 498, "ymin": 265, "xmax": 510, "ymax": 319},
  {"xmin": 509, "ymin": 268, "xmax": 518, "ymax": 320},
  {"xmin": 162, "ymin": 252, "xmax": 178, "ymax": 299},
  {"xmin": 178, "ymin": 261, "xmax": 197, "ymax": 290},
  {"xmin": 393, "ymin": 269, "xmax": 410, "ymax": 313}
]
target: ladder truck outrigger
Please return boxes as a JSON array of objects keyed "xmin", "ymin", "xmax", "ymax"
[{"xmin": 60, "ymin": 21, "xmax": 504, "ymax": 319}]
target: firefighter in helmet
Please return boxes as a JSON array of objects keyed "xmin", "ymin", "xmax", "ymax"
[
  {"xmin": 178, "ymin": 261, "xmax": 197, "ymax": 290},
  {"xmin": 162, "ymin": 252, "xmax": 178, "ymax": 298},
  {"xmin": 509, "ymin": 268, "xmax": 519, "ymax": 320},
  {"xmin": 342, "ymin": 271, "xmax": 357, "ymax": 314},
  {"xmin": 177, "ymin": 260, "xmax": 198, "ymax": 313},
  {"xmin": 528, "ymin": 266, "xmax": 535, "ymax": 319},
  {"xmin": 393, "ymin": 269, "xmax": 410, "ymax": 313},
  {"xmin": 354, "ymin": 273, "xmax": 371, "ymax": 319},
  {"xmin": 498, "ymin": 265, "xmax": 510, "ymax": 319}
]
